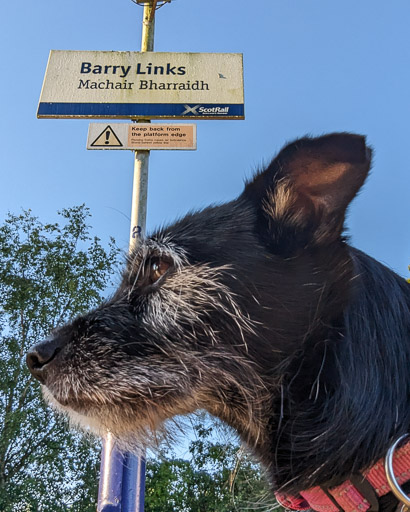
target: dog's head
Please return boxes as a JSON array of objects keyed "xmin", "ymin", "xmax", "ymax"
[{"xmin": 27, "ymin": 133, "xmax": 371, "ymax": 453}]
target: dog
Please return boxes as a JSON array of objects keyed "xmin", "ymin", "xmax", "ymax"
[{"xmin": 27, "ymin": 133, "xmax": 410, "ymax": 512}]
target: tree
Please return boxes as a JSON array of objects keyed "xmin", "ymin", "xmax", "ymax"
[
  {"xmin": 145, "ymin": 415, "xmax": 274, "ymax": 512},
  {"xmin": 0, "ymin": 206, "xmax": 119, "ymax": 511}
]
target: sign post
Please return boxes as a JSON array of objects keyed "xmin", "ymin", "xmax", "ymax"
[
  {"xmin": 97, "ymin": 4, "xmax": 155, "ymax": 511},
  {"xmin": 37, "ymin": 3, "xmax": 244, "ymax": 511}
]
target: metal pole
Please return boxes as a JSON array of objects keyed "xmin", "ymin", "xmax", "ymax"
[
  {"xmin": 98, "ymin": 3, "xmax": 157, "ymax": 511},
  {"xmin": 130, "ymin": 0, "xmax": 155, "ymax": 245},
  {"xmin": 129, "ymin": 150, "xmax": 149, "ymax": 243},
  {"xmin": 97, "ymin": 435, "xmax": 124, "ymax": 511},
  {"xmin": 140, "ymin": 0, "xmax": 156, "ymax": 54}
]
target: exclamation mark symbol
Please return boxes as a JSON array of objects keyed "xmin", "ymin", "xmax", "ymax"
[{"xmin": 105, "ymin": 130, "xmax": 110, "ymax": 145}]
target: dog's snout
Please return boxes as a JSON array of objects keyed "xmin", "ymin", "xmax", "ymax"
[{"xmin": 26, "ymin": 337, "xmax": 64, "ymax": 384}]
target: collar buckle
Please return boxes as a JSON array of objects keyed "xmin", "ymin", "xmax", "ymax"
[{"xmin": 385, "ymin": 435, "xmax": 410, "ymax": 508}]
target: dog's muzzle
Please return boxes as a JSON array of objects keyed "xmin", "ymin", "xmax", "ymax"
[{"xmin": 26, "ymin": 336, "xmax": 64, "ymax": 384}]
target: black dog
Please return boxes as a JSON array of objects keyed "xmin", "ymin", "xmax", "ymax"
[{"xmin": 27, "ymin": 133, "xmax": 410, "ymax": 512}]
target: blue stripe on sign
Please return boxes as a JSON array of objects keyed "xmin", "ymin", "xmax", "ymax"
[{"xmin": 37, "ymin": 103, "xmax": 245, "ymax": 118}]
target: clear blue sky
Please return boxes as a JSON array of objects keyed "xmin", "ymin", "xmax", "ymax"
[{"xmin": 1, "ymin": 0, "xmax": 409, "ymax": 276}]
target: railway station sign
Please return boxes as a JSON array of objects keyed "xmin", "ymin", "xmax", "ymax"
[
  {"xmin": 87, "ymin": 123, "xmax": 196, "ymax": 150},
  {"xmin": 38, "ymin": 51, "xmax": 244, "ymax": 120}
]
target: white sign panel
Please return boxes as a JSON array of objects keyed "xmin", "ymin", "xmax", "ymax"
[
  {"xmin": 87, "ymin": 123, "xmax": 197, "ymax": 150},
  {"xmin": 38, "ymin": 51, "xmax": 244, "ymax": 120}
]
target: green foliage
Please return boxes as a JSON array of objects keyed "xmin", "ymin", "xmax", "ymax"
[
  {"xmin": 0, "ymin": 206, "xmax": 119, "ymax": 511},
  {"xmin": 145, "ymin": 417, "xmax": 274, "ymax": 512}
]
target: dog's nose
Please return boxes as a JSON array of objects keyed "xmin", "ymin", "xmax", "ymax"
[{"xmin": 26, "ymin": 336, "xmax": 64, "ymax": 384}]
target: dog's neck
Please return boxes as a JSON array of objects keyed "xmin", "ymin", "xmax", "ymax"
[{"xmin": 258, "ymin": 249, "xmax": 410, "ymax": 495}]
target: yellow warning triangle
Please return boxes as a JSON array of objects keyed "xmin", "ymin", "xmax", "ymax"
[{"xmin": 90, "ymin": 125, "xmax": 123, "ymax": 147}]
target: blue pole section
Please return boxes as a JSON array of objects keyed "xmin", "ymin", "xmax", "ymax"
[
  {"xmin": 97, "ymin": 434, "xmax": 146, "ymax": 512},
  {"xmin": 98, "ymin": 433, "xmax": 124, "ymax": 511},
  {"xmin": 122, "ymin": 453, "xmax": 147, "ymax": 511}
]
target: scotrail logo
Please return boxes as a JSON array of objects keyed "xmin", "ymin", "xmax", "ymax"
[{"xmin": 182, "ymin": 105, "xmax": 230, "ymax": 116}]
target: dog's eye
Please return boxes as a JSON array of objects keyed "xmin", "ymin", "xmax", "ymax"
[{"xmin": 149, "ymin": 258, "xmax": 171, "ymax": 284}]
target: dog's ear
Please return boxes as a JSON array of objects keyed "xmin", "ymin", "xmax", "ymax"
[{"xmin": 243, "ymin": 133, "xmax": 372, "ymax": 252}]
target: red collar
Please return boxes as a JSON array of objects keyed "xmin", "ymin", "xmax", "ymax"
[{"xmin": 275, "ymin": 439, "xmax": 410, "ymax": 512}]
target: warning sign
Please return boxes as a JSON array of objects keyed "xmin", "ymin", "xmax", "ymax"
[
  {"xmin": 87, "ymin": 123, "xmax": 196, "ymax": 150},
  {"xmin": 90, "ymin": 125, "xmax": 123, "ymax": 147},
  {"xmin": 128, "ymin": 124, "xmax": 195, "ymax": 149}
]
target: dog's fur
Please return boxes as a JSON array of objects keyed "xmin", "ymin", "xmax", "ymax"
[{"xmin": 27, "ymin": 133, "xmax": 410, "ymax": 509}]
